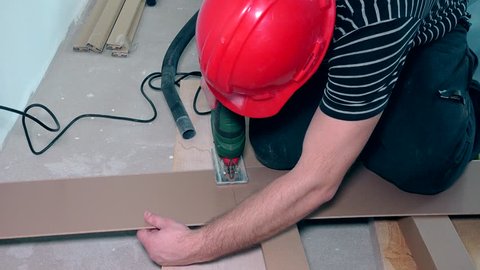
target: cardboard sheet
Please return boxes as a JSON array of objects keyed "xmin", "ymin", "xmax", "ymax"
[
  {"xmin": 399, "ymin": 216, "xmax": 476, "ymax": 270},
  {"xmin": 1, "ymin": 162, "xmax": 480, "ymax": 240}
]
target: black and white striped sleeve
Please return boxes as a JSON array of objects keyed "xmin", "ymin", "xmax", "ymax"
[{"xmin": 319, "ymin": 18, "xmax": 421, "ymax": 120}]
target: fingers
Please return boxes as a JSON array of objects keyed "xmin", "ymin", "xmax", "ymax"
[
  {"xmin": 143, "ymin": 211, "xmax": 170, "ymax": 229},
  {"xmin": 137, "ymin": 229, "xmax": 150, "ymax": 244}
]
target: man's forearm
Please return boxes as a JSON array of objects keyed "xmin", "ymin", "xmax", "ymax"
[
  {"xmin": 192, "ymin": 165, "xmax": 338, "ymax": 263},
  {"xmin": 189, "ymin": 111, "xmax": 380, "ymax": 263}
]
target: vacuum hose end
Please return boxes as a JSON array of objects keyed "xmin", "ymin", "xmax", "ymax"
[{"xmin": 177, "ymin": 116, "xmax": 196, "ymax": 139}]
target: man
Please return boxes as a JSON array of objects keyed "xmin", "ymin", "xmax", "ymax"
[{"xmin": 138, "ymin": 0, "xmax": 478, "ymax": 266}]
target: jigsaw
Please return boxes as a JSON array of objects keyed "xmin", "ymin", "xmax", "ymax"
[{"xmin": 211, "ymin": 103, "xmax": 248, "ymax": 185}]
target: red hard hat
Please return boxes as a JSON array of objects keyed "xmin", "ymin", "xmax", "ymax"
[{"xmin": 196, "ymin": 0, "xmax": 336, "ymax": 118}]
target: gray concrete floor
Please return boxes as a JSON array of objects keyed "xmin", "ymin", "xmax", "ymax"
[{"xmin": 1, "ymin": 1, "xmax": 480, "ymax": 269}]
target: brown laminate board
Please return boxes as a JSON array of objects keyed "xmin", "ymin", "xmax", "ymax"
[
  {"xmin": 261, "ymin": 226, "xmax": 310, "ymax": 270},
  {"xmin": 73, "ymin": 0, "xmax": 109, "ymax": 51},
  {"xmin": 398, "ymin": 216, "xmax": 476, "ymax": 270},
  {"xmin": 107, "ymin": 0, "xmax": 143, "ymax": 50},
  {"xmin": 308, "ymin": 161, "xmax": 480, "ymax": 219},
  {"xmin": 1, "ymin": 162, "xmax": 480, "ymax": 240},
  {"xmin": 230, "ymin": 161, "xmax": 480, "ymax": 218},
  {"xmin": 87, "ymin": 0, "xmax": 126, "ymax": 52},
  {"xmin": 0, "ymin": 170, "xmax": 238, "ymax": 239}
]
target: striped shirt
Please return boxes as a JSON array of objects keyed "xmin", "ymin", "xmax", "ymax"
[{"xmin": 320, "ymin": 0, "xmax": 470, "ymax": 120}]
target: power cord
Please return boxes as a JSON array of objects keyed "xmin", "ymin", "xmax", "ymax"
[
  {"xmin": 0, "ymin": 71, "xmax": 203, "ymax": 155},
  {"xmin": 148, "ymin": 70, "xmax": 211, "ymax": 115}
]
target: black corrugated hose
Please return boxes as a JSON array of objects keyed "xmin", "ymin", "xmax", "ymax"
[{"xmin": 161, "ymin": 11, "xmax": 199, "ymax": 139}]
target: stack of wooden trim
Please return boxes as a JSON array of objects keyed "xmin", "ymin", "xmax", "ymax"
[{"xmin": 73, "ymin": 0, "xmax": 146, "ymax": 57}]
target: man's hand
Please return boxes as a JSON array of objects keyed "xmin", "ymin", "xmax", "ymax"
[{"xmin": 137, "ymin": 211, "xmax": 203, "ymax": 266}]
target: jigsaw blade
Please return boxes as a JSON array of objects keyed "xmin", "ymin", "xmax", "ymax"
[{"xmin": 212, "ymin": 148, "xmax": 248, "ymax": 185}]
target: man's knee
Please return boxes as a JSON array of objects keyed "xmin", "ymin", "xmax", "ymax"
[
  {"xmin": 362, "ymin": 113, "xmax": 475, "ymax": 195},
  {"xmin": 249, "ymin": 131, "xmax": 300, "ymax": 170},
  {"xmin": 360, "ymin": 24, "xmax": 478, "ymax": 194},
  {"xmin": 364, "ymin": 156, "xmax": 469, "ymax": 195}
]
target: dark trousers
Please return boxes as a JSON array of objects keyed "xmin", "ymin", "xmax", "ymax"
[{"xmin": 249, "ymin": 24, "xmax": 479, "ymax": 195}]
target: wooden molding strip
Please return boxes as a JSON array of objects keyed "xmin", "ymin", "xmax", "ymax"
[
  {"xmin": 73, "ymin": 0, "xmax": 109, "ymax": 51},
  {"xmin": 111, "ymin": 0, "xmax": 145, "ymax": 57},
  {"xmin": 398, "ymin": 216, "xmax": 476, "ymax": 270},
  {"xmin": 107, "ymin": 0, "xmax": 143, "ymax": 50},
  {"xmin": 87, "ymin": 0, "xmax": 126, "ymax": 53}
]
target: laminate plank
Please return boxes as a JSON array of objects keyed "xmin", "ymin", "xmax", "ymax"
[
  {"xmin": 399, "ymin": 216, "xmax": 475, "ymax": 270},
  {"xmin": 372, "ymin": 219, "xmax": 417, "ymax": 270},
  {"xmin": 452, "ymin": 217, "xmax": 480, "ymax": 269}
]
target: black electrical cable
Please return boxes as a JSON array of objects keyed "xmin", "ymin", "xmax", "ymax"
[
  {"xmin": 174, "ymin": 71, "xmax": 202, "ymax": 86},
  {"xmin": 0, "ymin": 104, "xmax": 60, "ymax": 132},
  {"xmin": 174, "ymin": 71, "xmax": 211, "ymax": 115},
  {"xmin": 0, "ymin": 71, "xmax": 203, "ymax": 155},
  {"xmin": 193, "ymin": 85, "xmax": 211, "ymax": 115}
]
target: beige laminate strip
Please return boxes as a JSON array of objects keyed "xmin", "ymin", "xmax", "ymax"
[
  {"xmin": 371, "ymin": 219, "xmax": 417, "ymax": 270},
  {"xmin": 1, "ymin": 162, "xmax": 480, "ymax": 240},
  {"xmin": 399, "ymin": 216, "xmax": 476, "ymax": 270},
  {"xmin": 87, "ymin": 0, "xmax": 126, "ymax": 53},
  {"xmin": 111, "ymin": 0, "xmax": 145, "ymax": 57},
  {"xmin": 261, "ymin": 226, "xmax": 310, "ymax": 270},
  {"xmin": 107, "ymin": 0, "xmax": 143, "ymax": 50},
  {"xmin": 452, "ymin": 217, "xmax": 480, "ymax": 269},
  {"xmin": 73, "ymin": 0, "xmax": 109, "ymax": 51}
]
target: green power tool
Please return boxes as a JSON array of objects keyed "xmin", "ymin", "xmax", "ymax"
[{"xmin": 211, "ymin": 102, "xmax": 248, "ymax": 185}]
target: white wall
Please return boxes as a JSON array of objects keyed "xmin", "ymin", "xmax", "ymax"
[{"xmin": 0, "ymin": 0, "xmax": 88, "ymax": 149}]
